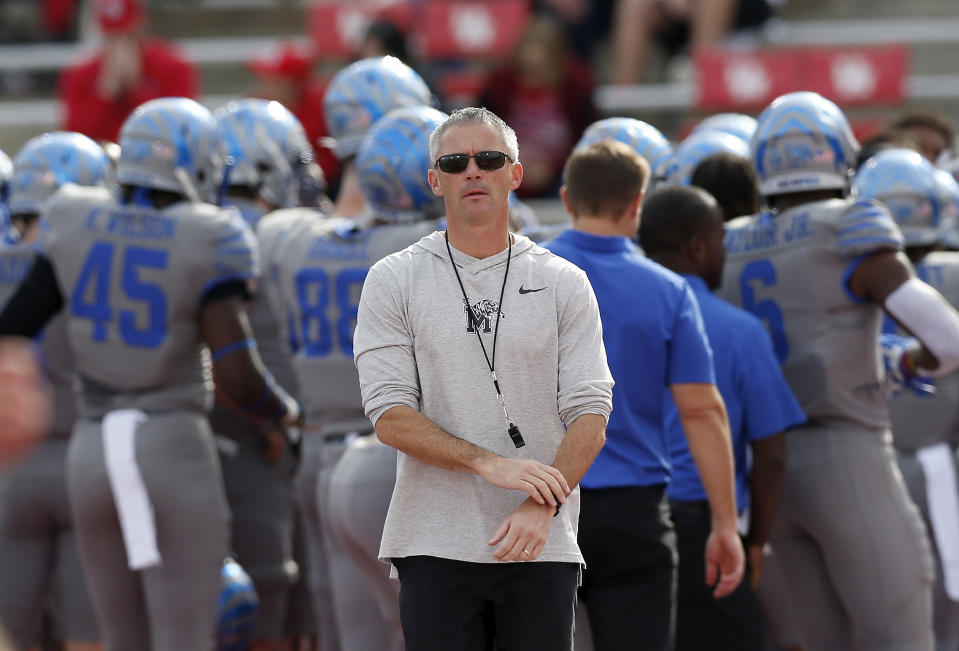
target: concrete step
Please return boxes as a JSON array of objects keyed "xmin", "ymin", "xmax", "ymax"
[
  {"xmin": 148, "ymin": 1, "xmax": 306, "ymax": 40},
  {"xmin": 780, "ymin": 0, "xmax": 959, "ymax": 20}
]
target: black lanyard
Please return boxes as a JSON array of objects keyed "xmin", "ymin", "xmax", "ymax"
[{"xmin": 445, "ymin": 232, "xmax": 525, "ymax": 448}]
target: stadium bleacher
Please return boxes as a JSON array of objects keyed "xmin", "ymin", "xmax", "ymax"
[{"xmin": 1, "ymin": 0, "xmax": 958, "ymax": 159}]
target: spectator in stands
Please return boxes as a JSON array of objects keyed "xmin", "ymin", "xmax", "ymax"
[
  {"xmin": 58, "ymin": 0, "xmax": 197, "ymax": 143},
  {"xmin": 690, "ymin": 151, "xmax": 759, "ymax": 221},
  {"xmin": 248, "ymin": 40, "xmax": 340, "ymax": 192},
  {"xmin": 479, "ymin": 16, "xmax": 598, "ymax": 198},
  {"xmin": 886, "ymin": 109, "xmax": 954, "ymax": 165},
  {"xmin": 42, "ymin": 0, "xmax": 79, "ymax": 41},
  {"xmin": 609, "ymin": 0, "xmax": 773, "ymax": 84},
  {"xmin": 533, "ymin": 0, "xmax": 611, "ymax": 62},
  {"xmin": 355, "ymin": 19, "xmax": 411, "ymax": 65}
]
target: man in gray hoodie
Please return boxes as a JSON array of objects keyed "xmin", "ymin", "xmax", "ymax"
[{"xmin": 353, "ymin": 107, "xmax": 614, "ymax": 651}]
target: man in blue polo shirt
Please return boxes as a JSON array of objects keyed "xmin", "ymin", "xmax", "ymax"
[
  {"xmin": 640, "ymin": 185, "xmax": 806, "ymax": 651},
  {"xmin": 545, "ymin": 141, "xmax": 745, "ymax": 651}
]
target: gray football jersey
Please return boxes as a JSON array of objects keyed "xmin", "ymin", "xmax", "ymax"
[
  {"xmin": 888, "ymin": 251, "xmax": 959, "ymax": 450},
  {"xmin": 719, "ymin": 198, "xmax": 904, "ymax": 430},
  {"xmin": 0, "ymin": 241, "xmax": 75, "ymax": 436},
  {"xmin": 259, "ymin": 210, "xmax": 440, "ymax": 433},
  {"xmin": 41, "ymin": 185, "xmax": 259, "ymax": 418}
]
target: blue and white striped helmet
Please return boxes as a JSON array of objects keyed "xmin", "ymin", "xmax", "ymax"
[
  {"xmin": 324, "ymin": 56, "xmax": 434, "ymax": 160},
  {"xmin": 574, "ymin": 117, "xmax": 674, "ymax": 178},
  {"xmin": 853, "ymin": 148, "xmax": 941, "ymax": 247},
  {"xmin": 752, "ymin": 91, "xmax": 859, "ymax": 197},
  {"xmin": 9, "ymin": 132, "xmax": 110, "ymax": 216},
  {"xmin": 216, "ymin": 558, "xmax": 258, "ymax": 651},
  {"xmin": 356, "ymin": 105, "xmax": 448, "ymax": 222},
  {"xmin": 934, "ymin": 169, "xmax": 959, "ymax": 249},
  {"xmin": 117, "ymin": 97, "xmax": 221, "ymax": 203},
  {"xmin": 691, "ymin": 113, "xmax": 758, "ymax": 143},
  {"xmin": 215, "ymin": 98, "xmax": 314, "ymax": 209},
  {"xmin": 662, "ymin": 130, "xmax": 752, "ymax": 186}
]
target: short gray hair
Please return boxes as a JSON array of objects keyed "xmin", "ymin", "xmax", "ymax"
[{"xmin": 428, "ymin": 107, "xmax": 520, "ymax": 166}]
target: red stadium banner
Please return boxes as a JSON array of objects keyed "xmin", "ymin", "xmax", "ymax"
[
  {"xmin": 695, "ymin": 45, "xmax": 908, "ymax": 110},
  {"xmin": 422, "ymin": 0, "xmax": 529, "ymax": 59},
  {"xmin": 805, "ymin": 46, "xmax": 908, "ymax": 106},
  {"xmin": 695, "ymin": 49, "xmax": 800, "ymax": 110},
  {"xmin": 308, "ymin": 2, "xmax": 414, "ymax": 57}
]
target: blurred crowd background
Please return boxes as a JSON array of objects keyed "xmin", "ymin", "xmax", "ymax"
[{"xmin": 0, "ymin": 0, "xmax": 957, "ymax": 215}]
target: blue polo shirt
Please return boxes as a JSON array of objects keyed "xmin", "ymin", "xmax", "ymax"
[
  {"xmin": 666, "ymin": 275, "xmax": 806, "ymax": 510},
  {"xmin": 544, "ymin": 229, "xmax": 715, "ymax": 488}
]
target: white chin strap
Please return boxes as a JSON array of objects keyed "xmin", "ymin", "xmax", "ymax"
[{"xmin": 885, "ymin": 278, "xmax": 959, "ymax": 376}]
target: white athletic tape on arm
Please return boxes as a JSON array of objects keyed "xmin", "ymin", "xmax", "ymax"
[
  {"xmin": 885, "ymin": 278, "xmax": 959, "ymax": 376},
  {"xmin": 103, "ymin": 409, "xmax": 162, "ymax": 570}
]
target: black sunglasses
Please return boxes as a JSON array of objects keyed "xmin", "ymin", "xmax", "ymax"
[{"xmin": 434, "ymin": 150, "xmax": 513, "ymax": 174}]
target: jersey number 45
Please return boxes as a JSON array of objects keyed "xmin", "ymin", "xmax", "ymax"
[{"xmin": 69, "ymin": 241, "xmax": 167, "ymax": 349}]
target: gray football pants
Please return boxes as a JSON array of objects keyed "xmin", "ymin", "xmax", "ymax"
[
  {"xmin": 896, "ymin": 449, "xmax": 959, "ymax": 651},
  {"xmin": 0, "ymin": 437, "xmax": 99, "ymax": 647},
  {"xmin": 217, "ymin": 427, "xmax": 299, "ymax": 639},
  {"xmin": 295, "ymin": 434, "xmax": 341, "ymax": 651},
  {"xmin": 328, "ymin": 435, "xmax": 404, "ymax": 651},
  {"xmin": 313, "ymin": 435, "xmax": 392, "ymax": 651},
  {"xmin": 68, "ymin": 414, "xmax": 229, "ymax": 651},
  {"xmin": 771, "ymin": 427, "xmax": 935, "ymax": 651}
]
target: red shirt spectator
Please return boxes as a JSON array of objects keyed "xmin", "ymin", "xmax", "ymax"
[
  {"xmin": 479, "ymin": 17, "xmax": 598, "ymax": 198},
  {"xmin": 248, "ymin": 41, "xmax": 340, "ymax": 190},
  {"xmin": 58, "ymin": 0, "xmax": 197, "ymax": 143}
]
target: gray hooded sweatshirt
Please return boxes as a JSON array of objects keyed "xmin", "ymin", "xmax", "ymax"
[{"xmin": 354, "ymin": 231, "xmax": 614, "ymax": 567}]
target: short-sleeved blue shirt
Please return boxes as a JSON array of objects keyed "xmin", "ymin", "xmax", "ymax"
[
  {"xmin": 544, "ymin": 229, "xmax": 715, "ymax": 488},
  {"xmin": 666, "ymin": 274, "xmax": 806, "ymax": 509}
]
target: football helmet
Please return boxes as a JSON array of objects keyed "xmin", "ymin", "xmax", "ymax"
[
  {"xmin": 853, "ymin": 148, "xmax": 941, "ymax": 247},
  {"xmin": 752, "ymin": 91, "xmax": 859, "ymax": 197},
  {"xmin": 324, "ymin": 56, "xmax": 434, "ymax": 160},
  {"xmin": 9, "ymin": 131, "xmax": 110, "ymax": 216},
  {"xmin": 216, "ymin": 558, "xmax": 258, "ymax": 651},
  {"xmin": 662, "ymin": 130, "xmax": 752, "ymax": 186},
  {"xmin": 356, "ymin": 105, "xmax": 448, "ymax": 222},
  {"xmin": 215, "ymin": 98, "xmax": 315, "ymax": 210},
  {"xmin": 574, "ymin": 117, "xmax": 674, "ymax": 179},
  {"xmin": 117, "ymin": 97, "xmax": 221, "ymax": 203},
  {"xmin": 691, "ymin": 113, "xmax": 758, "ymax": 143},
  {"xmin": 934, "ymin": 169, "xmax": 959, "ymax": 249}
]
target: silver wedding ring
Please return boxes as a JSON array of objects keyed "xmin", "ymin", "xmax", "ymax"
[{"xmin": 522, "ymin": 548, "xmax": 530, "ymax": 555}]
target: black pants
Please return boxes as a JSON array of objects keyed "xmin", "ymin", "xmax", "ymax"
[
  {"xmin": 578, "ymin": 485, "xmax": 677, "ymax": 651},
  {"xmin": 670, "ymin": 500, "xmax": 763, "ymax": 651},
  {"xmin": 393, "ymin": 555, "xmax": 579, "ymax": 651}
]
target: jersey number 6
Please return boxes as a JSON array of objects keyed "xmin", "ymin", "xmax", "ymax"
[{"xmin": 739, "ymin": 259, "xmax": 790, "ymax": 363}]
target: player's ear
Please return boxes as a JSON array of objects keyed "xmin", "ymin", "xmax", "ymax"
[
  {"xmin": 428, "ymin": 169, "xmax": 443, "ymax": 197},
  {"xmin": 509, "ymin": 161, "xmax": 523, "ymax": 191}
]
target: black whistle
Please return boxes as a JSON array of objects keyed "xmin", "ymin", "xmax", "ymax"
[{"xmin": 508, "ymin": 423, "xmax": 525, "ymax": 448}]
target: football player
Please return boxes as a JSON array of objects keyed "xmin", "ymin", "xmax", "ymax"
[
  {"xmin": 323, "ymin": 105, "xmax": 449, "ymax": 651},
  {"xmin": 0, "ymin": 98, "xmax": 303, "ymax": 651},
  {"xmin": 213, "ymin": 97, "xmax": 316, "ymax": 651},
  {"xmin": 284, "ymin": 56, "xmax": 434, "ymax": 651},
  {"xmin": 258, "ymin": 104, "xmax": 447, "ymax": 651},
  {"xmin": 719, "ymin": 91, "xmax": 959, "ymax": 650},
  {"xmin": 853, "ymin": 148, "xmax": 959, "ymax": 651},
  {"xmin": 0, "ymin": 131, "xmax": 110, "ymax": 651}
]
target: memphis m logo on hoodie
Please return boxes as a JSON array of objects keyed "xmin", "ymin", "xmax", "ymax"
[{"xmin": 464, "ymin": 297, "xmax": 504, "ymax": 334}]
